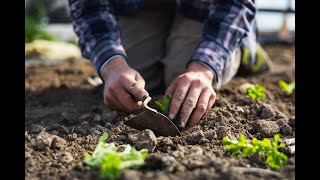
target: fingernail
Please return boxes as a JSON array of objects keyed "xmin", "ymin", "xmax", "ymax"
[
  {"xmin": 141, "ymin": 93, "xmax": 148, "ymax": 100},
  {"xmin": 179, "ymin": 121, "xmax": 185, "ymax": 128},
  {"xmin": 169, "ymin": 113, "xmax": 174, "ymax": 119}
]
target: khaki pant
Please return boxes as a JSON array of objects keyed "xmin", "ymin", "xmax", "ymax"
[{"xmin": 118, "ymin": 7, "xmax": 240, "ymax": 94}]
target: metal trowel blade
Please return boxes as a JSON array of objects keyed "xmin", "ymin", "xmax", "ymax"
[{"xmin": 123, "ymin": 97, "xmax": 181, "ymax": 137}]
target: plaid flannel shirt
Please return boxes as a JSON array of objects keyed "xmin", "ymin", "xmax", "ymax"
[{"xmin": 69, "ymin": 0, "xmax": 256, "ymax": 83}]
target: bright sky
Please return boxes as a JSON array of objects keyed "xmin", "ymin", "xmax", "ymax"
[{"xmin": 255, "ymin": 0, "xmax": 295, "ymax": 32}]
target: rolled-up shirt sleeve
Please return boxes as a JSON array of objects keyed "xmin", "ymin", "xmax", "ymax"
[
  {"xmin": 68, "ymin": 0, "xmax": 143, "ymax": 77},
  {"xmin": 187, "ymin": 0, "xmax": 256, "ymax": 83}
]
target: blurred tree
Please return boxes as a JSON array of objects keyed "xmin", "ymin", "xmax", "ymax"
[
  {"xmin": 42, "ymin": 0, "xmax": 71, "ymax": 23},
  {"xmin": 25, "ymin": 0, "xmax": 56, "ymax": 43},
  {"xmin": 25, "ymin": 0, "xmax": 47, "ymax": 20},
  {"xmin": 25, "ymin": 0, "xmax": 71, "ymax": 23}
]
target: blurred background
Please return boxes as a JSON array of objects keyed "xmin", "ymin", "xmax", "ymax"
[{"xmin": 25, "ymin": 0, "xmax": 295, "ymax": 64}]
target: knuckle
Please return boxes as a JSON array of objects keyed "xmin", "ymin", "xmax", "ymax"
[
  {"xmin": 186, "ymin": 97, "xmax": 197, "ymax": 108},
  {"xmin": 197, "ymin": 104, "xmax": 207, "ymax": 113},
  {"xmin": 180, "ymin": 74, "xmax": 191, "ymax": 82},
  {"xmin": 108, "ymin": 84, "xmax": 117, "ymax": 93},
  {"xmin": 175, "ymin": 91, "xmax": 185, "ymax": 102},
  {"xmin": 193, "ymin": 79, "xmax": 202, "ymax": 86}
]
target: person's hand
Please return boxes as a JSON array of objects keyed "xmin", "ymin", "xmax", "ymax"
[
  {"xmin": 100, "ymin": 57, "xmax": 149, "ymax": 113},
  {"xmin": 165, "ymin": 61, "xmax": 216, "ymax": 129}
]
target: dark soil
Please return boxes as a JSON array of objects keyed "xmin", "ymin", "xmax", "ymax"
[{"xmin": 25, "ymin": 44, "xmax": 295, "ymax": 180}]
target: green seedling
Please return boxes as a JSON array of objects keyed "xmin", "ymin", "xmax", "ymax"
[
  {"xmin": 222, "ymin": 134, "xmax": 288, "ymax": 169},
  {"xmin": 278, "ymin": 80, "xmax": 295, "ymax": 95},
  {"xmin": 155, "ymin": 94, "xmax": 172, "ymax": 114},
  {"xmin": 84, "ymin": 133, "xmax": 148, "ymax": 180},
  {"xmin": 246, "ymin": 84, "xmax": 266, "ymax": 100}
]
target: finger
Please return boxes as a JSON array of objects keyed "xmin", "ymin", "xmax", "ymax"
[
  {"xmin": 205, "ymin": 91, "xmax": 216, "ymax": 115},
  {"xmin": 104, "ymin": 92, "xmax": 124, "ymax": 111},
  {"xmin": 122, "ymin": 78, "xmax": 149, "ymax": 101},
  {"xmin": 186, "ymin": 90, "xmax": 211, "ymax": 128},
  {"xmin": 165, "ymin": 79, "xmax": 177, "ymax": 96},
  {"xmin": 115, "ymin": 89, "xmax": 141, "ymax": 113},
  {"xmin": 168, "ymin": 77, "xmax": 191, "ymax": 120},
  {"xmin": 135, "ymin": 73, "xmax": 146, "ymax": 88},
  {"xmin": 178, "ymin": 82, "xmax": 202, "ymax": 128}
]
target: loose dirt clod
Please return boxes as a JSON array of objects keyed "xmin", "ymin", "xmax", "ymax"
[
  {"xmin": 29, "ymin": 124, "xmax": 45, "ymax": 134},
  {"xmin": 158, "ymin": 136, "xmax": 174, "ymax": 146},
  {"xmin": 101, "ymin": 111, "xmax": 118, "ymax": 123},
  {"xmin": 186, "ymin": 130, "xmax": 207, "ymax": 144},
  {"xmin": 280, "ymin": 124, "xmax": 293, "ymax": 135},
  {"xmin": 51, "ymin": 135, "xmax": 67, "ymax": 149},
  {"xmin": 251, "ymin": 120, "xmax": 280, "ymax": 138},
  {"xmin": 217, "ymin": 126, "xmax": 235, "ymax": 140},
  {"xmin": 129, "ymin": 129, "xmax": 157, "ymax": 152},
  {"xmin": 189, "ymin": 146, "xmax": 203, "ymax": 156},
  {"xmin": 260, "ymin": 104, "xmax": 276, "ymax": 119},
  {"xmin": 204, "ymin": 129, "xmax": 216, "ymax": 141},
  {"xmin": 288, "ymin": 116, "xmax": 295, "ymax": 127},
  {"xmin": 60, "ymin": 152, "xmax": 74, "ymax": 164},
  {"xmin": 275, "ymin": 118, "xmax": 287, "ymax": 126},
  {"xmin": 36, "ymin": 132, "xmax": 54, "ymax": 151},
  {"xmin": 36, "ymin": 131, "xmax": 67, "ymax": 151},
  {"xmin": 145, "ymin": 154, "xmax": 185, "ymax": 172},
  {"xmin": 62, "ymin": 108, "xmax": 79, "ymax": 125}
]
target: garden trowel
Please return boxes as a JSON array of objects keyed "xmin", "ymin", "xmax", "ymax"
[{"xmin": 124, "ymin": 96, "xmax": 181, "ymax": 137}]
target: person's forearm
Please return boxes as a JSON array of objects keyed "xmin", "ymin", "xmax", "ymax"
[
  {"xmin": 188, "ymin": 0, "xmax": 256, "ymax": 83},
  {"xmin": 68, "ymin": 0, "xmax": 127, "ymax": 77},
  {"xmin": 100, "ymin": 56, "xmax": 128, "ymax": 80}
]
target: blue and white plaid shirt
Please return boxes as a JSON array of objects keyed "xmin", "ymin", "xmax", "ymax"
[{"xmin": 69, "ymin": 0, "xmax": 256, "ymax": 82}]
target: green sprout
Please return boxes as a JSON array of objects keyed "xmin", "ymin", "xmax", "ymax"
[
  {"xmin": 246, "ymin": 84, "xmax": 266, "ymax": 100},
  {"xmin": 155, "ymin": 94, "xmax": 172, "ymax": 114},
  {"xmin": 84, "ymin": 133, "xmax": 148, "ymax": 180},
  {"xmin": 278, "ymin": 80, "xmax": 295, "ymax": 95},
  {"xmin": 222, "ymin": 134, "xmax": 288, "ymax": 169}
]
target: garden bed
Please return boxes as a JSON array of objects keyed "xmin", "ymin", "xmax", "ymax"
[{"xmin": 25, "ymin": 44, "xmax": 295, "ymax": 180}]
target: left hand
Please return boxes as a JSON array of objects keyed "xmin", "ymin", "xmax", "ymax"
[{"xmin": 165, "ymin": 61, "xmax": 216, "ymax": 129}]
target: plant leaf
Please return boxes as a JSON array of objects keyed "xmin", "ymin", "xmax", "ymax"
[
  {"xmin": 155, "ymin": 94, "xmax": 172, "ymax": 114},
  {"xmin": 84, "ymin": 132, "xmax": 148, "ymax": 179}
]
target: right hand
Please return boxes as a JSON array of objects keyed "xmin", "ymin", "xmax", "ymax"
[{"xmin": 100, "ymin": 57, "xmax": 149, "ymax": 113}]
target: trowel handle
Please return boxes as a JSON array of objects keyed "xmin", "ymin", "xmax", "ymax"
[{"xmin": 143, "ymin": 96, "xmax": 158, "ymax": 114}]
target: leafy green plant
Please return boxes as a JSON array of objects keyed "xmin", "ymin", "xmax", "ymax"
[
  {"xmin": 84, "ymin": 133, "xmax": 148, "ymax": 180},
  {"xmin": 222, "ymin": 134, "xmax": 288, "ymax": 169},
  {"xmin": 25, "ymin": 16, "xmax": 56, "ymax": 43},
  {"xmin": 155, "ymin": 94, "xmax": 172, "ymax": 114},
  {"xmin": 246, "ymin": 84, "xmax": 266, "ymax": 100},
  {"xmin": 278, "ymin": 80, "xmax": 295, "ymax": 95}
]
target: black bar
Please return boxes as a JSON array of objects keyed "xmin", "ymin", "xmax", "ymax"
[{"xmin": 258, "ymin": 8, "xmax": 295, "ymax": 13}]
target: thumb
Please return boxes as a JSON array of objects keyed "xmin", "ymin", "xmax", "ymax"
[
  {"xmin": 123, "ymin": 73, "xmax": 148, "ymax": 101},
  {"xmin": 135, "ymin": 73, "xmax": 146, "ymax": 88}
]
